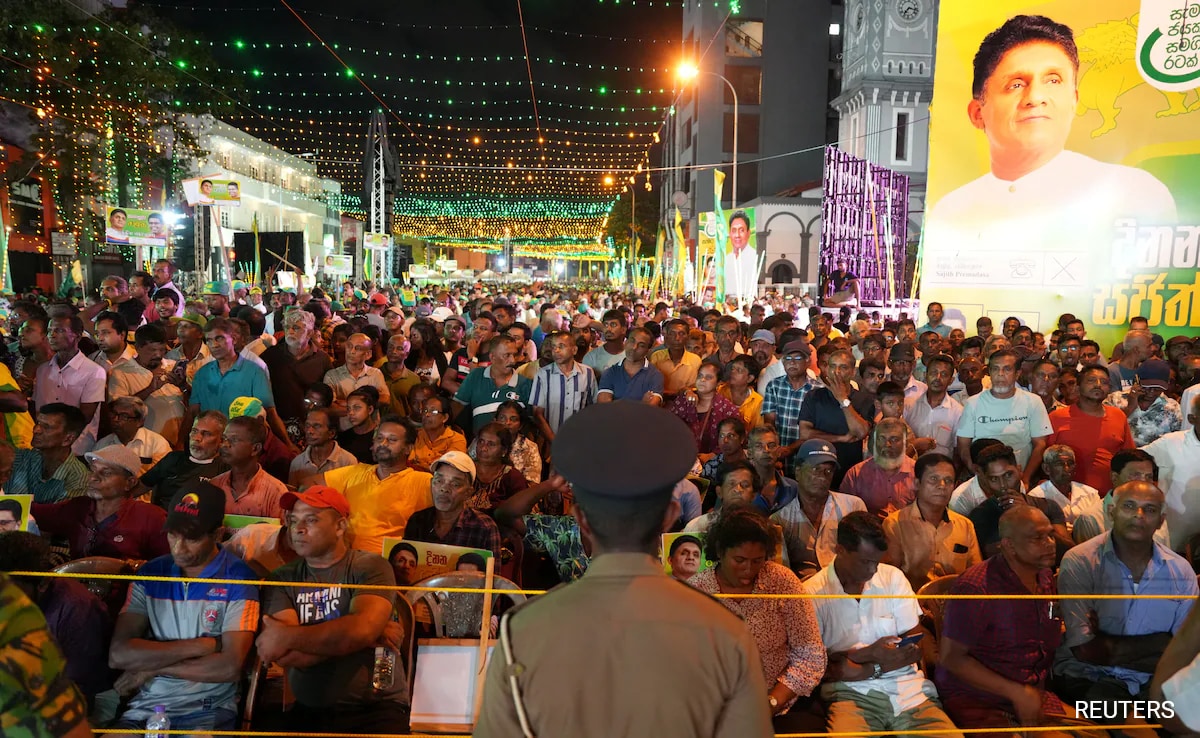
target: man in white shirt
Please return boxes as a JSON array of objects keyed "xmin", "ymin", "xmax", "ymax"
[
  {"xmin": 904, "ymin": 353, "xmax": 963, "ymax": 457},
  {"xmin": 806, "ymin": 512, "xmax": 959, "ymax": 737},
  {"xmin": 1143, "ymin": 397, "xmax": 1200, "ymax": 550},
  {"xmin": 956, "ymin": 350, "xmax": 1051, "ymax": 487},
  {"xmin": 34, "ymin": 314, "xmax": 106, "ymax": 455},
  {"xmin": 89, "ymin": 312, "xmax": 136, "ymax": 374},
  {"xmin": 92, "ymin": 396, "xmax": 172, "ymax": 474},
  {"xmin": 1029, "ymin": 444, "xmax": 1102, "ymax": 541},
  {"xmin": 923, "ymin": 16, "xmax": 1176, "ymax": 312}
]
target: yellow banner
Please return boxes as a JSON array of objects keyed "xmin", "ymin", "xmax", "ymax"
[{"xmin": 920, "ymin": 1, "xmax": 1200, "ymax": 349}]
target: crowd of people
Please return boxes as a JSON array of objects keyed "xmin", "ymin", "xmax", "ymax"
[{"xmin": 6, "ymin": 263, "xmax": 1200, "ymax": 737}]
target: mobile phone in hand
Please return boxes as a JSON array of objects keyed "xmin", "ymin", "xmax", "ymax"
[{"xmin": 896, "ymin": 632, "xmax": 925, "ymax": 648}]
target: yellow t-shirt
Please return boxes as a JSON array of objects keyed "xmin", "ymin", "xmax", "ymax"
[
  {"xmin": 324, "ymin": 464, "xmax": 433, "ymax": 556},
  {"xmin": 0, "ymin": 363, "xmax": 33, "ymax": 448}
]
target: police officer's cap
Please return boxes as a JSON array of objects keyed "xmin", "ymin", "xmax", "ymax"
[{"xmin": 554, "ymin": 402, "xmax": 696, "ymax": 504}]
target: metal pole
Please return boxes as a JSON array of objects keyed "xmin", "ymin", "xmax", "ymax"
[{"xmin": 719, "ymin": 75, "xmax": 739, "ymax": 211}]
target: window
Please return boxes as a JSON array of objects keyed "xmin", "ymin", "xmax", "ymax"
[
  {"xmin": 723, "ymin": 65, "xmax": 762, "ymax": 105},
  {"xmin": 723, "ymin": 112, "xmax": 760, "ymax": 154},
  {"xmin": 725, "ymin": 20, "xmax": 763, "ymax": 57},
  {"xmin": 893, "ymin": 110, "xmax": 912, "ymax": 165},
  {"xmin": 684, "ymin": 118, "xmax": 693, "ymax": 150}
]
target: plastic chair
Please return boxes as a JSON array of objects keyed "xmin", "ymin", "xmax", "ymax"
[
  {"xmin": 405, "ymin": 571, "xmax": 527, "ymax": 639},
  {"xmin": 915, "ymin": 573, "xmax": 960, "ymax": 638},
  {"xmin": 53, "ymin": 556, "xmax": 139, "ymax": 602}
]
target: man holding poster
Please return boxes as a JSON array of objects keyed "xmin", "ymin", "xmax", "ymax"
[{"xmin": 920, "ymin": 6, "xmax": 1197, "ymax": 346}]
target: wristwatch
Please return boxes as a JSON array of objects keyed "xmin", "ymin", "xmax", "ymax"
[
  {"xmin": 870, "ymin": 662, "xmax": 883, "ymax": 679},
  {"xmin": 840, "ymin": 398, "xmax": 852, "ymax": 408},
  {"xmin": 768, "ymin": 694, "xmax": 779, "ymax": 709}
]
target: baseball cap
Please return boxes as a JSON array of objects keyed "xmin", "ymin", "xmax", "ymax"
[
  {"xmin": 229, "ymin": 397, "xmax": 265, "ymax": 419},
  {"xmin": 281, "ymin": 485, "xmax": 351, "ymax": 518},
  {"xmin": 165, "ymin": 482, "xmax": 226, "ymax": 536},
  {"xmin": 415, "ymin": 305, "xmax": 433, "ymax": 318},
  {"xmin": 797, "ymin": 439, "xmax": 839, "ymax": 468},
  {"xmin": 369, "ymin": 293, "xmax": 390, "ymax": 307},
  {"xmin": 431, "ymin": 306, "xmax": 455, "ymax": 322},
  {"xmin": 386, "ymin": 305, "xmax": 405, "ymax": 316},
  {"xmin": 431, "ymin": 450, "xmax": 477, "ymax": 484},
  {"xmin": 352, "ymin": 289, "xmax": 367, "ymax": 301},
  {"xmin": 751, "ymin": 329, "xmax": 776, "ymax": 345},
  {"xmin": 249, "ymin": 286, "xmax": 263, "ymax": 295},
  {"xmin": 780, "ymin": 340, "xmax": 810, "ymax": 359},
  {"xmin": 172, "ymin": 313, "xmax": 208, "ymax": 330},
  {"xmin": 232, "ymin": 280, "xmax": 247, "ymax": 292},
  {"xmin": 329, "ymin": 300, "xmax": 345, "ymax": 312},
  {"xmin": 1136, "ymin": 359, "xmax": 1171, "ymax": 389},
  {"xmin": 84, "ymin": 445, "xmax": 142, "ymax": 478},
  {"xmin": 202, "ymin": 281, "xmax": 230, "ymax": 297},
  {"xmin": 889, "ymin": 342, "xmax": 917, "ymax": 361}
]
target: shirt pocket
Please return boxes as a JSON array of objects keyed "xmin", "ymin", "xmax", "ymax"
[{"xmin": 870, "ymin": 611, "xmax": 897, "ymax": 644}]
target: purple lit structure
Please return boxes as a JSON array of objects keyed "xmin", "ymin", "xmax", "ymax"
[{"xmin": 820, "ymin": 146, "xmax": 910, "ymax": 306}]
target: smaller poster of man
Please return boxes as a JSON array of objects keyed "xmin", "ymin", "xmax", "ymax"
[
  {"xmin": 725, "ymin": 208, "xmax": 759, "ymax": 304},
  {"xmin": 323, "ymin": 254, "xmax": 353, "ymax": 276},
  {"xmin": 181, "ymin": 175, "xmax": 243, "ymax": 207}
]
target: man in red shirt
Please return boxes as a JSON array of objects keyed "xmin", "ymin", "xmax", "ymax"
[
  {"xmin": 1048, "ymin": 366, "xmax": 1134, "ymax": 491},
  {"xmin": 32, "ymin": 445, "xmax": 169, "ymax": 563}
]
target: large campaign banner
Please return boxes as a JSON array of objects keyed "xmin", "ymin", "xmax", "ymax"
[
  {"xmin": 699, "ymin": 207, "xmax": 758, "ymax": 304},
  {"xmin": 920, "ymin": 1, "xmax": 1200, "ymax": 349}
]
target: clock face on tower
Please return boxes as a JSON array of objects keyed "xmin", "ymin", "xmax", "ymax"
[
  {"xmin": 853, "ymin": 2, "xmax": 866, "ymax": 37},
  {"xmin": 896, "ymin": 0, "xmax": 921, "ymax": 22}
]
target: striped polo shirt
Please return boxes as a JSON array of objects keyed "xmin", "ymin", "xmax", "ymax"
[
  {"xmin": 121, "ymin": 547, "xmax": 260, "ymax": 717},
  {"xmin": 530, "ymin": 360, "xmax": 597, "ymax": 433}
]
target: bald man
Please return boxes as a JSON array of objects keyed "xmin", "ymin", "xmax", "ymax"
[
  {"xmin": 936, "ymin": 506, "xmax": 1098, "ymax": 735},
  {"xmin": 1055, "ymin": 482, "xmax": 1195, "ymax": 733},
  {"xmin": 323, "ymin": 333, "xmax": 391, "ymax": 431}
]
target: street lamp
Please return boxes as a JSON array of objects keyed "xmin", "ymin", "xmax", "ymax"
[{"xmin": 678, "ymin": 62, "xmax": 739, "ymax": 209}]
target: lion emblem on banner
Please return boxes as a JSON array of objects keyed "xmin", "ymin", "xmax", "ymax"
[{"xmin": 1076, "ymin": 16, "xmax": 1200, "ymax": 137}]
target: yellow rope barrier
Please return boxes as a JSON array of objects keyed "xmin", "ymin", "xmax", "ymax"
[
  {"xmin": 94, "ymin": 723, "xmax": 1165, "ymax": 737},
  {"xmin": 6, "ymin": 569, "xmax": 1196, "ymax": 599}
]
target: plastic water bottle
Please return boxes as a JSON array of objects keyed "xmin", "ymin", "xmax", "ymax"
[
  {"xmin": 372, "ymin": 645, "xmax": 396, "ymax": 691},
  {"xmin": 145, "ymin": 705, "xmax": 169, "ymax": 738}
]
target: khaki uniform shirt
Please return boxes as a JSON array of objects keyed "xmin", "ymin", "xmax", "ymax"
[
  {"xmin": 882, "ymin": 502, "xmax": 981, "ymax": 589},
  {"xmin": 475, "ymin": 552, "xmax": 773, "ymax": 738}
]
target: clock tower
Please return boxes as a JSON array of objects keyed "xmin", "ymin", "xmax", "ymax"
[{"xmin": 833, "ymin": 0, "xmax": 936, "ymax": 228}]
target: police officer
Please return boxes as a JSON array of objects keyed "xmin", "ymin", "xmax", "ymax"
[{"xmin": 476, "ymin": 402, "xmax": 773, "ymax": 737}]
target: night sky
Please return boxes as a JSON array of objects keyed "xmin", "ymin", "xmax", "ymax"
[{"xmin": 145, "ymin": 0, "xmax": 683, "ymax": 203}]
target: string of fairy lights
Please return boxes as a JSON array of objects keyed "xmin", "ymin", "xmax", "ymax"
[{"xmin": 0, "ymin": 0, "xmax": 704, "ymax": 254}]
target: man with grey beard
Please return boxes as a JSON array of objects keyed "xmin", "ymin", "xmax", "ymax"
[
  {"xmin": 839, "ymin": 418, "xmax": 917, "ymax": 516},
  {"xmin": 141, "ymin": 411, "xmax": 230, "ymax": 509},
  {"xmin": 261, "ymin": 310, "xmax": 333, "ymax": 446}
]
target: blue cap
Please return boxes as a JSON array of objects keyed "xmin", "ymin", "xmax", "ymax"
[{"xmin": 797, "ymin": 439, "xmax": 839, "ymax": 468}]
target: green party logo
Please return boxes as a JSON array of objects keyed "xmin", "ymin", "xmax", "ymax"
[{"xmin": 1137, "ymin": 0, "xmax": 1200, "ymax": 90}]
